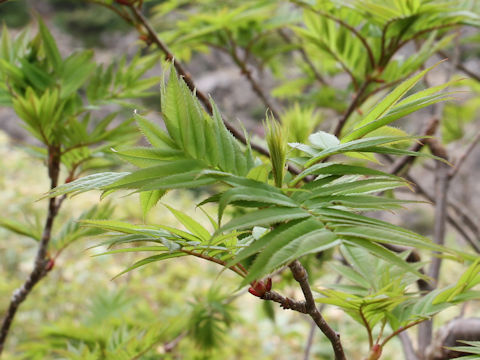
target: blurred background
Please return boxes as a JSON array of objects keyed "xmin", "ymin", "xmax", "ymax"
[{"xmin": 0, "ymin": 1, "xmax": 480, "ymax": 359}]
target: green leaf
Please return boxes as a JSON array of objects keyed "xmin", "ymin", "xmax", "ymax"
[
  {"xmin": 112, "ymin": 253, "xmax": 187, "ymax": 280},
  {"xmin": 46, "ymin": 172, "xmax": 129, "ymax": 198},
  {"xmin": 38, "ymin": 18, "xmax": 62, "ymax": 70},
  {"xmin": 302, "ymin": 136, "xmax": 421, "ymax": 166},
  {"xmin": 309, "ymin": 131, "xmax": 340, "ymax": 150},
  {"xmin": 291, "ymin": 163, "xmax": 400, "ymax": 187},
  {"xmin": 227, "ymin": 220, "xmax": 306, "ymax": 268},
  {"xmin": 164, "ymin": 205, "xmax": 211, "ymax": 242},
  {"xmin": 0, "ymin": 217, "xmax": 41, "ymax": 241},
  {"xmin": 218, "ymin": 207, "xmax": 311, "ymax": 235},
  {"xmin": 140, "ymin": 190, "xmax": 165, "ymax": 217},
  {"xmin": 107, "ymin": 159, "xmax": 202, "ymax": 189},
  {"xmin": 342, "ymin": 62, "xmax": 442, "ymax": 141},
  {"xmin": 244, "ymin": 223, "xmax": 338, "ymax": 284},
  {"xmin": 343, "ymin": 239, "xmax": 426, "ymax": 279},
  {"xmin": 135, "ymin": 113, "xmax": 177, "ymax": 149},
  {"xmin": 217, "ymin": 187, "xmax": 298, "ymax": 223}
]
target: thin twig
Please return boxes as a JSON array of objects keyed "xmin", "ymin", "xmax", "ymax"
[
  {"xmin": 406, "ymin": 172, "xmax": 480, "ymax": 252},
  {"xmin": 181, "ymin": 249, "xmax": 246, "ymax": 278},
  {"xmin": 426, "ymin": 139, "xmax": 450, "ymax": 283},
  {"xmin": 334, "ymin": 80, "xmax": 371, "ymax": 137},
  {"xmin": 126, "ymin": 5, "xmax": 272, "ymax": 157},
  {"xmin": 449, "ymin": 129, "xmax": 480, "ymax": 179},
  {"xmin": 360, "ymin": 306, "xmax": 374, "ymax": 348},
  {"xmin": 261, "ymin": 290, "xmax": 308, "ymax": 313},
  {"xmin": 389, "ymin": 117, "xmax": 439, "ymax": 175},
  {"xmin": 164, "ymin": 332, "xmax": 187, "ymax": 353},
  {"xmin": 394, "ymin": 24, "xmax": 460, "ymax": 54},
  {"xmin": 437, "ymin": 50, "xmax": 480, "ymax": 82},
  {"xmin": 381, "ymin": 319, "xmax": 426, "ymax": 347},
  {"xmin": 0, "ymin": 146, "xmax": 61, "ymax": 354},
  {"xmin": 277, "ymin": 29, "xmax": 327, "ymax": 86},
  {"xmin": 102, "ymin": 3, "xmax": 304, "ymax": 177},
  {"xmin": 225, "ymin": 29, "xmax": 282, "ymax": 119},
  {"xmin": 289, "ymin": 260, "xmax": 346, "ymax": 360}
]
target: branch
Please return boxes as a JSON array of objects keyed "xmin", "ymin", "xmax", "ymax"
[
  {"xmin": 333, "ymin": 80, "xmax": 371, "ymax": 137},
  {"xmin": 225, "ymin": 30, "xmax": 282, "ymax": 119},
  {"xmin": 383, "ymin": 154, "xmax": 480, "ymax": 252},
  {"xmin": 438, "ymin": 50, "xmax": 480, "ymax": 82},
  {"xmin": 181, "ymin": 249, "xmax": 246, "ymax": 278},
  {"xmin": 0, "ymin": 146, "xmax": 61, "ymax": 354},
  {"xmin": 417, "ymin": 137, "xmax": 450, "ymax": 353},
  {"xmin": 277, "ymin": 29, "xmax": 327, "ymax": 86},
  {"xmin": 389, "ymin": 117, "xmax": 439, "ymax": 175},
  {"xmin": 360, "ymin": 306, "xmax": 374, "ymax": 348},
  {"xmin": 289, "ymin": 260, "xmax": 346, "ymax": 360},
  {"xmin": 261, "ymin": 290, "xmax": 308, "ymax": 313},
  {"xmin": 381, "ymin": 319, "xmax": 426, "ymax": 347},
  {"xmin": 164, "ymin": 332, "xmax": 187, "ymax": 353},
  {"xmin": 449, "ymin": 129, "xmax": 480, "ymax": 179},
  {"xmin": 126, "ymin": 5, "xmax": 272, "ymax": 158},
  {"xmin": 426, "ymin": 138, "xmax": 450, "ymax": 283},
  {"xmin": 426, "ymin": 318, "xmax": 480, "ymax": 360},
  {"xmin": 102, "ymin": 3, "xmax": 304, "ymax": 177},
  {"xmin": 394, "ymin": 24, "xmax": 460, "ymax": 53}
]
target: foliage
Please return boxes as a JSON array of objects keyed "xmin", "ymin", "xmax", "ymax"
[{"xmin": 1, "ymin": 0, "xmax": 480, "ymax": 359}]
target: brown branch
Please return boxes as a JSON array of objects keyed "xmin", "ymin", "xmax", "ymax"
[
  {"xmin": 0, "ymin": 146, "xmax": 61, "ymax": 354},
  {"xmin": 417, "ymin": 137, "xmax": 450, "ymax": 353},
  {"xmin": 261, "ymin": 290, "xmax": 308, "ymax": 313},
  {"xmin": 425, "ymin": 139, "xmax": 450, "ymax": 283},
  {"xmin": 225, "ymin": 30, "xmax": 282, "ymax": 120},
  {"xmin": 277, "ymin": 29, "xmax": 327, "ymax": 86},
  {"xmin": 427, "ymin": 318, "xmax": 480, "ymax": 360},
  {"xmin": 381, "ymin": 319, "xmax": 426, "ymax": 347},
  {"xmin": 289, "ymin": 260, "xmax": 346, "ymax": 360},
  {"xmin": 438, "ymin": 50, "xmax": 480, "ymax": 82},
  {"xmin": 449, "ymin": 129, "xmax": 480, "ymax": 179},
  {"xmin": 125, "ymin": 5, "xmax": 273, "ymax": 158},
  {"xmin": 406, "ymin": 171, "xmax": 480, "ymax": 252},
  {"xmin": 105, "ymin": 4, "xmax": 305, "ymax": 178},
  {"xmin": 360, "ymin": 306, "xmax": 374, "ymax": 348},
  {"xmin": 383, "ymin": 153, "xmax": 480, "ymax": 252},
  {"xmin": 181, "ymin": 249, "xmax": 246, "ymax": 278},
  {"xmin": 334, "ymin": 80, "xmax": 371, "ymax": 137},
  {"xmin": 389, "ymin": 117, "xmax": 439, "ymax": 175},
  {"xmin": 395, "ymin": 24, "xmax": 460, "ymax": 54},
  {"xmin": 164, "ymin": 332, "xmax": 187, "ymax": 353}
]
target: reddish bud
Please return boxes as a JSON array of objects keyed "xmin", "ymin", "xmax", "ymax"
[
  {"xmin": 45, "ymin": 258, "xmax": 55, "ymax": 272},
  {"xmin": 248, "ymin": 287, "xmax": 261, "ymax": 297},
  {"xmin": 248, "ymin": 279, "xmax": 272, "ymax": 298},
  {"xmin": 265, "ymin": 277, "xmax": 272, "ymax": 291},
  {"xmin": 115, "ymin": 0, "xmax": 132, "ymax": 5}
]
